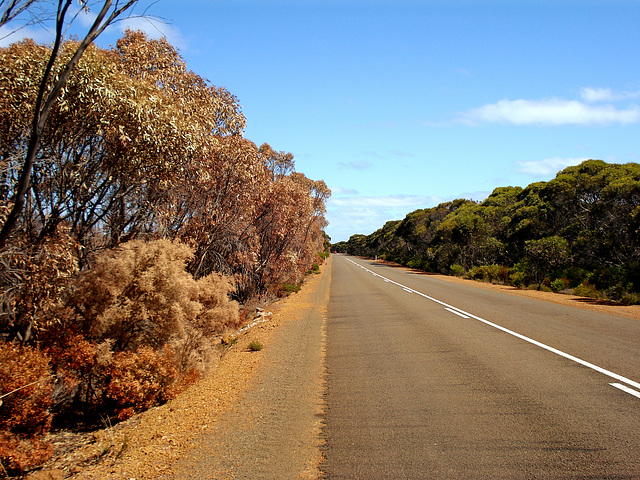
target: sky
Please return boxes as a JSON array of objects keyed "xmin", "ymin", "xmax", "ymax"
[{"xmin": 2, "ymin": 0, "xmax": 639, "ymax": 242}]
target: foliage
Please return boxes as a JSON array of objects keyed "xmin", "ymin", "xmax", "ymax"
[
  {"xmin": 105, "ymin": 346, "xmax": 179, "ymax": 421},
  {"xmin": 38, "ymin": 239, "xmax": 240, "ymax": 423},
  {"xmin": 335, "ymin": 160, "xmax": 640, "ymax": 302},
  {"xmin": 0, "ymin": 342, "xmax": 52, "ymax": 436},
  {"xmin": 524, "ymin": 236, "xmax": 568, "ymax": 288},
  {"xmin": 248, "ymin": 340, "xmax": 263, "ymax": 352},
  {"xmin": 0, "ymin": 19, "xmax": 330, "ymax": 476},
  {"xmin": 449, "ymin": 264, "xmax": 464, "ymax": 277},
  {"xmin": 71, "ymin": 239, "xmax": 239, "ymax": 353},
  {"xmin": 0, "ymin": 1, "xmax": 146, "ymax": 247},
  {"xmin": 0, "ymin": 341, "xmax": 53, "ymax": 475},
  {"xmin": 509, "ymin": 270, "xmax": 527, "ymax": 289},
  {"xmin": 550, "ymin": 278, "xmax": 567, "ymax": 293},
  {"xmin": 0, "ymin": 227, "xmax": 78, "ymax": 344}
]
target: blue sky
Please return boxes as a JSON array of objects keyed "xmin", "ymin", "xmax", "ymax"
[{"xmin": 2, "ymin": 0, "xmax": 639, "ymax": 242}]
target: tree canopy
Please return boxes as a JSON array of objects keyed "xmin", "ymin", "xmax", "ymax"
[
  {"xmin": 0, "ymin": 29, "xmax": 330, "ymax": 467},
  {"xmin": 334, "ymin": 160, "xmax": 640, "ymax": 302}
]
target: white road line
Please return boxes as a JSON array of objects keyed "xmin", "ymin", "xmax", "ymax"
[
  {"xmin": 445, "ymin": 307, "xmax": 469, "ymax": 319},
  {"xmin": 610, "ymin": 383, "xmax": 640, "ymax": 399},
  {"xmin": 346, "ymin": 258, "xmax": 640, "ymax": 394}
]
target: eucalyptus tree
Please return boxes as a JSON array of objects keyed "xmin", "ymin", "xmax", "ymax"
[{"xmin": 0, "ymin": 0, "xmax": 148, "ymax": 247}]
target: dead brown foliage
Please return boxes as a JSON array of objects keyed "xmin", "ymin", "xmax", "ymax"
[{"xmin": 0, "ymin": 342, "xmax": 54, "ymax": 476}]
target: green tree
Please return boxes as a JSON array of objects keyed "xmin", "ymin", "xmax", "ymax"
[{"xmin": 524, "ymin": 235, "xmax": 569, "ymax": 288}]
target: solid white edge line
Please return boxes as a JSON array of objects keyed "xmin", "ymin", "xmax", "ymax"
[
  {"xmin": 610, "ymin": 383, "xmax": 640, "ymax": 399},
  {"xmin": 346, "ymin": 257, "xmax": 640, "ymax": 393},
  {"xmin": 445, "ymin": 307, "xmax": 469, "ymax": 319}
]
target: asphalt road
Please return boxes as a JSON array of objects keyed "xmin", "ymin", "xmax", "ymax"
[{"xmin": 321, "ymin": 255, "xmax": 640, "ymax": 479}]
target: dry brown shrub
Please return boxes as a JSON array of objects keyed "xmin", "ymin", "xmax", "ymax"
[
  {"xmin": 73, "ymin": 239, "xmax": 239, "ymax": 357},
  {"xmin": 0, "ymin": 227, "xmax": 78, "ymax": 344},
  {"xmin": 0, "ymin": 341, "xmax": 54, "ymax": 475},
  {"xmin": 105, "ymin": 346, "xmax": 179, "ymax": 421},
  {"xmin": 0, "ymin": 431, "xmax": 53, "ymax": 476},
  {"xmin": 42, "ymin": 239, "xmax": 239, "ymax": 420},
  {"xmin": 0, "ymin": 342, "xmax": 53, "ymax": 435}
]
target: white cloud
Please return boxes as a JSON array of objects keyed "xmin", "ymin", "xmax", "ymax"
[
  {"xmin": 458, "ymin": 97, "xmax": 640, "ymax": 126},
  {"xmin": 325, "ymin": 194, "xmax": 444, "ymax": 242},
  {"xmin": 0, "ymin": 25, "xmax": 51, "ymax": 47},
  {"xmin": 330, "ymin": 186, "xmax": 359, "ymax": 195},
  {"xmin": 517, "ymin": 156, "xmax": 588, "ymax": 177},
  {"xmin": 330, "ymin": 194, "xmax": 442, "ymax": 209},
  {"xmin": 0, "ymin": 7, "xmax": 186, "ymax": 50},
  {"xmin": 117, "ymin": 17, "xmax": 186, "ymax": 50},
  {"xmin": 580, "ymin": 87, "xmax": 640, "ymax": 103}
]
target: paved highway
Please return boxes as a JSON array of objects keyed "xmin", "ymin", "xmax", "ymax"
[{"xmin": 321, "ymin": 255, "xmax": 640, "ymax": 479}]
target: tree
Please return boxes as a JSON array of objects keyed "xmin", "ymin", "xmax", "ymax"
[
  {"xmin": 0, "ymin": 30, "xmax": 246, "ymax": 258},
  {"xmin": 522, "ymin": 236, "xmax": 568, "ymax": 288},
  {"xmin": 0, "ymin": 0, "xmax": 147, "ymax": 248}
]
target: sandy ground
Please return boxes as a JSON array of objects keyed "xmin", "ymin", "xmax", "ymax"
[{"xmin": 26, "ymin": 255, "xmax": 638, "ymax": 480}]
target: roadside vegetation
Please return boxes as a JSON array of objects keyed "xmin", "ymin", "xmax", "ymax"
[
  {"xmin": 0, "ymin": 26, "xmax": 330, "ymax": 479},
  {"xmin": 334, "ymin": 160, "xmax": 640, "ymax": 305}
]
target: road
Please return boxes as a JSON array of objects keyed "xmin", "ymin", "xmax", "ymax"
[{"xmin": 321, "ymin": 255, "xmax": 640, "ymax": 479}]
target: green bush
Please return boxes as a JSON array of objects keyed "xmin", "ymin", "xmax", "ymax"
[
  {"xmin": 497, "ymin": 265, "xmax": 510, "ymax": 284},
  {"xmin": 282, "ymin": 283, "xmax": 301, "ymax": 294},
  {"xmin": 509, "ymin": 271, "xmax": 526, "ymax": 289},
  {"xmin": 573, "ymin": 281, "xmax": 599, "ymax": 298},
  {"xmin": 248, "ymin": 340, "xmax": 263, "ymax": 351},
  {"xmin": 406, "ymin": 258, "xmax": 423, "ymax": 270},
  {"xmin": 484, "ymin": 264, "xmax": 500, "ymax": 283},
  {"xmin": 550, "ymin": 278, "xmax": 567, "ymax": 293},
  {"xmin": 621, "ymin": 293, "xmax": 640, "ymax": 305},
  {"xmin": 449, "ymin": 264, "xmax": 464, "ymax": 277},
  {"xmin": 465, "ymin": 267, "xmax": 483, "ymax": 281}
]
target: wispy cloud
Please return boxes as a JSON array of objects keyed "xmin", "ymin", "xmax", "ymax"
[
  {"xmin": 580, "ymin": 87, "xmax": 640, "ymax": 103},
  {"xmin": 0, "ymin": 7, "xmax": 186, "ymax": 50},
  {"xmin": 331, "ymin": 186, "xmax": 359, "ymax": 195},
  {"xmin": 330, "ymin": 194, "xmax": 442, "ymax": 209},
  {"xmin": 457, "ymin": 98, "xmax": 640, "ymax": 126},
  {"xmin": 0, "ymin": 25, "xmax": 51, "ymax": 47},
  {"xmin": 517, "ymin": 156, "xmax": 588, "ymax": 177},
  {"xmin": 389, "ymin": 150, "xmax": 415, "ymax": 158},
  {"xmin": 117, "ymin": 17, "xmax": 187, "ymax": 50},
  {"xmin": 337, "ymin": 160, "xmax": 374, "ymax": 170}
]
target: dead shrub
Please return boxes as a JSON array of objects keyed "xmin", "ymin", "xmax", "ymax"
[
  {"xmin": 0, "ymin": 228, "xmax": 78, "ymax": 344},
  {"xmin": 0, "ymin": 342, "xmax": 53, "ymax": 436},
  {"xmin": 44, "ymin": 239, "xmax": 238, "ymax": 421},
  {"xmin": 72, "ymin": 239, "xmax": 239, "ymax": 356},
  {"xmin": 0, "ymin": 431, "xmax": 53, "ymax": 477},
  {"xmin": 0, "ymin": 341, "xmax": 54, "ymax": 475},
  {"xmin": 105, "ymin": 346, "xmax": 179, "ymax": 421}
]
